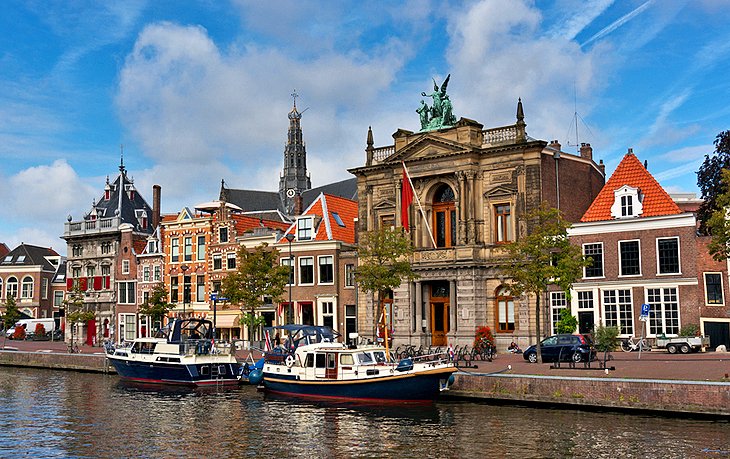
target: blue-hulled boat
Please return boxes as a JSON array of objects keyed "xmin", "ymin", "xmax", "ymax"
[
  {"xmin": 106, "ymin": 318, "xmax": 242, "ymax": 387},
  {"xmin": 255, "ymin": 325, "xmax": 456, "ymax": 402}
]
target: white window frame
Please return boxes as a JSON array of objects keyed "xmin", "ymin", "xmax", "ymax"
[
  {"xmin": 197, "ymin": 235, "xmax": 205, "ymax": 261},
  {"xmin": 298, "ymin": 257, "xmax": 314, "ymax": 285},
  {"xmin": 318, "ymin": 298, "xmax": 336, "ymax": 329},
  {"xmin": 645, "ymin": 287, "xmax": 680, "ymax": 337},
  {"xmin": 618, "ymin": 239, "xmax": 641, "ymax": 277},
  {"xmin": 582, "ymin": 242, "xmax": 604, "ymax": 278},
  {"xmin": 602, "ymin": 289, "xmax": 634, "ymax": 337},
  {"xmin": 297, "ymin": 217, "xmax": 313, "ymax": 241},
  {"xmin": 656, "ymin": 236, "xmax": 681, "ymax": 275},
  {"xmin": 227, "ymin": 252, "xmax": 237, "ymax": 270},
  {"xmin": 21, "ymin": 276, "xmax": 34, "ymax": 299},
  {"xmin": 281, "ymin": 257, "xmax": 295, "ymax": 286},
  {"xmin": 317, "ymin": 255, "xmax": 334, "ymax": 285},
  {"xmin": 345, "ymin": 264, "xmax": 355, "ymax": 288},
  {"xmin": 549, "ymin": 291, "xmax": 567, "ymax": 335},
  {"xmin": 611, "ymin": 185, "xmax": 643, "ymax": 219},
  {"xmin": 122, "ymin": 260, "xmax": 130, "ymax": 275}
]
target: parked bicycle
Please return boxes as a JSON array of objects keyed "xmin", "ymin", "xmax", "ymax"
[
  {"xmin": 67, "ymin": 342, "xmax": 80, "ymax": 354},
  {"xmin": 620, "ymin": 336, "xmax": 651, "ymax": 352}
]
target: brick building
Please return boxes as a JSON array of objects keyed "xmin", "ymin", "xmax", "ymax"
[{"xmin": 0, "ymin": 243, "xmax": 62, "ymax": 320}]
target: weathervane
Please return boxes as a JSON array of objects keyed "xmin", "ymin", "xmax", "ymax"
[{"xmin": 417, "ymin": 74, "xmax": 456, "ymax": 131}]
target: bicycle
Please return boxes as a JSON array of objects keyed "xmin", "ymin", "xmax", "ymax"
[
  {"xmin": 620, "ymin": 336, "xmax": 650, "ymax": 352},
  {"xmin": 67, "ymin": 342, "xmax": 80, "ymax": 354}
]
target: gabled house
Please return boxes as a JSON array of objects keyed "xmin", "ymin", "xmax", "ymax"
[
  {"xmin": 271, "ymin": 193, "xmax": 359, "ymax": 339},
  {"xmin": 566, "ymin": 150, "xmax": 729, "ymax": 347},
  {"xmin": 0, "ymin": 243, "xmax": 62, "ymax": 320}
]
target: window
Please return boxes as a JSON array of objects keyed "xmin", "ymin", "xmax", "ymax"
[
  {"xmin": 171, "ymin": 238, "xmax": 179, "ymax": 262},
  {"xmin": 282, "ymin": 257, "xmax": 295, "ymax": 285},
  {"xmin": 433, "ymin": 185, "xmax": 456, "ymax": 248},
  {"xmin": 182, "ymin": 276, "xmax": 191, "ymax": 304},
  {"xmin": 102, "ymin": 265, "xmax": 110, "ymax": 276},
  {"xmin": 101, "ymin": 242, "xmax": 112, "ymax": 254},
  {"xmin": 496, "ymin": 287, "xmax": 515, "ymax": 332},
  {"xmin": 550, "ymin": 291, "xmax": 567, "ymax": 334},
  {"xmin": 619, "ymin": 240, "xmax": 640, "ymax": 276},
  {"xmin": 71, "ymin": 267, "xmax": 81, "ymax": 278},
  {"xmin": 379, "ymin": 214, "xmax": 395, "ymax": 229},
  {"xmin": 603, "ymin": 289, "xmax": 633, "ymax": 336},
  {"xmin": 227, "ymin": 253, "xmax": 236, "ymax": 270},
  {"xmin": 170, "ymin": 277, "xmax": 179, "ymax": 303},
  {"xmin": 143, "ymin": 266, "xmax": 150, "ymax": 282},
  {"xmin": 21, "ymin": 276, "xmax": 33, "ymax": 299},
  {"xmin": 86, "ymin": 265, "xmax": 95, "ymax": 277},
  {"xmin": 647, "ymin": 287, "xmax": 679, "ymax": 336},
  {"xmin": 583, "ymin": 243, "xmax": 603, "ymax": 278},
  {"xmin": 42, "ymin": 278, "xmax": 48, "ymax": 300},
  {"xmin": 345, "ymin": 264, "xmax": 355, "ymax": 287},
  {"xmin": 196, "ymin": 276, "xmax": 205, "ymax": 302},
  {"xmin": 612, "ymin": 185, "xmax": 643, "ymax": 219},
  {"xmin": 197, "ymin": 236, "xmax": 205, "ymax": 261},
  {"xmin": 154, "ymin": 265, "xmax": 161, "ymax": 282},
  {"xmin": 72, "ymin": 245, "xmax": 83, "ymax": 257},
  {"xmin": 332, "ymin": 212, "xmax": 345, "ymax": 227},
  {"xmin": 495, "ymin": 204, "xmax": 512, "ymax": 243},
  {"xmin": 118, "ymin": 281, "xmax": 136, "ymax": 304},
  {"xmin": 322, "ymin": 301, "xmax": 334, "ymax": 328},
  {"xmin": 184, "ymin": 237, "xmax": 192, "ymax": 262},
  {"xmin": 705, "ymin": 273, "xmax": 724, "ymax": 305},
  {"xmin": 318, "ymin": 256, "xmax": 334, "ymax": 284},
  {"xmin": 657, "ymin": 238, "xmax": 679, "ymax": 274},
  {"xmin": 122, "ymin": 260, "xmax": 130, "ymax": 274},
  {"xmin": 6, "ymin": 277, "xmax": 17, "ymax": 299},
  {"xmin": 212, "ymin": 281, "xmax": 222, "ymax": 295},
  {"xmin": 54, "ymin": 291, "xmax": 64, "ymax": 308},
  {"xmin": 219, "ymin": 227, "xmax": 228, "ymax": 243},
  {"xmin": 213, "ymin": 254, "xmax": 222, "ymax": 270},
  {"xmin": 621, "ymin": 195, "xmax": 633, "ymax": 217},
  {"xmin": 122, "ymin": 314, "xmax": 136, "ymax": 341},
  {"xmin": 297, "ymin": 217, "xmax": 313, "ymax": 240},
  {"xmin": 299, "ymin": 257, "xmax": 314, "ymax": 285},
  {"xmin": 577, "ymin": 291, "xmax": 594, "ymax": 309},
  {"xmin": 147, "ymin": 240, "xmax": 157, "ymax": 253}
]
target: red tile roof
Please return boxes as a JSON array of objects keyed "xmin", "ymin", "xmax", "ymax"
[
  {"xmin": 581, "ymin": 152, "xmax": 682, "ymax": 222},
  {"xmin": 280, "ymin": 193, "xmax": 358, "ymax": 244},
  {"xmin": 231, "ymin": 214, "xmax": 290, "ymax": 234}
]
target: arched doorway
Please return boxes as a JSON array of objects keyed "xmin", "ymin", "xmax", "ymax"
[
  {"xmin": 430, "ymin": 281, "xmax": 450, "ymax": 346},
  {"xmin": 432, "ymin": 185, "xmax": 456, "ymax": 248}
]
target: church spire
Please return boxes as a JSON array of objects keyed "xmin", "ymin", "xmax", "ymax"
[{"xmin": 279, "ymin": 90, "xmax": 312, "ymax": 216}]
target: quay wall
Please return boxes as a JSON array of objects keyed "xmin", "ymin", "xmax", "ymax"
[
  {"xmin": 450, "ymin": 372, "xmax": 730, "ymax": 417},
  {"xmin": 0, "ymin": 350, "xmax": 114, "ymax": 374}
]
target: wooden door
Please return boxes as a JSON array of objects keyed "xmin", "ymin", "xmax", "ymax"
[{"xmin": 430, "ymin": 302, "xmax": 449, "ymax": 346}]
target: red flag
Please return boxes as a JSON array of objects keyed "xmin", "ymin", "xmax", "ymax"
[{"xmin": 401, "ymin": 164, "xmax": 413, "ymax": 231}]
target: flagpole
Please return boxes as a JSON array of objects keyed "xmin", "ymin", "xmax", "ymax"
[{"xmin": 402, "ymin": 162, "xmax": 437, "ymax": 248}]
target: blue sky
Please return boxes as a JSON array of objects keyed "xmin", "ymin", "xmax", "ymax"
[{"xmin": 1, "ymin": 0, "xmax": 729, "ymax": 254}]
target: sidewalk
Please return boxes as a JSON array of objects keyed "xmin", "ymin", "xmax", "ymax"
[{"xmin": 3, "ymin": 339, "xmax": 729, "ymax": 382}]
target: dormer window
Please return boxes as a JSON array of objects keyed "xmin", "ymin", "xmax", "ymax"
[
  {"xmin": 297, "ymin": 217, "xmax": 313, "ymax": 241},
  {"xmin": 105, "ymin": 189, "xmax": 110, "ymax": 200},
  {"xmin": 611, "ymin": 185, "xmax": 643, "ymax": 219}
]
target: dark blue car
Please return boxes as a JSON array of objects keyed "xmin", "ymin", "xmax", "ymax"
[{"xmin": 523, "ymin": 334, "xmax": 596, "ymax": 363}]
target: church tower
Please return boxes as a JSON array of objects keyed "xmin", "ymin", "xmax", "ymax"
[{"xmin": 279, "ymin": 90, "xmax": 312, "ymax": 215}]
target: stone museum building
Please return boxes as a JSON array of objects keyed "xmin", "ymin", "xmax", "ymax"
[{"xmin": 349, "ymin": 85, "xmax": 606, "ymax": 349}]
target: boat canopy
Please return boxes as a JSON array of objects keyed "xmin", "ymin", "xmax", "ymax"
[
  {"xmin": 264, "ymin": 324, "xmax": 340, "ymax": 351},
  {"xmin": 167, "ymin": 318, "xmax": 214, "ymax": 343}
]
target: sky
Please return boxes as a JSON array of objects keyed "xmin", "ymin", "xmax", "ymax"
[{"xmin": 1, "ymin": 0, "xmax": 729, "ymax": 255}]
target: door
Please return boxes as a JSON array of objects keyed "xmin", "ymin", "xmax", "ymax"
[
  {"xmin": 705, "ymin": 322, "xmax": 730, "ymax": 349},
  {"xmin": 578, "ymin": 312, "xmax": 594, "ymax": 335},
  {"xmin": 430, "ymin": 302, "xmax": 449, "ymax": 346}
]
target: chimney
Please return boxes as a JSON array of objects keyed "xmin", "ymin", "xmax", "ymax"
[
  {"xmin": 152, "ymin": 184, "xmax": 161, "ymax": 229},
  {"xmin": 293, "ymin": 194, "xmax": 304, "ymax": 216},
  {"xmin": 549, "ymin": 139, "xmax": 561, "ymax": 151},
  {"xmin": 579, "ymin": 143, "xmax": 593, "ymax": 160}
]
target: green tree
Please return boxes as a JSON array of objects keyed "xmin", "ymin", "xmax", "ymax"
[
  {"xmin": 355, "ymin": 227, "xmax": 418, "ymax": 339},
  {"xmin": 697, "ymin": 130, "xmax": 730, "ymax": 234},
  {"xmin": 64, "ymin": 286, "xmax": 95, "ymax": 347},
  {"xmin": 221, "ymin": 243, "xmax": 289, "ymax": 342},
  {"xmin": 137, "ymin": 282, "xmax": 174, "ymax": 332},
  {"xmin": 501, "ymin": 203, "xmax": 586, "ymax": 363},
  {"xmin": 705, "ymin": 168, "xmax": 730, "ymax": 260},
  {"xmin": 2, "ymin": 295, "xmax": 21, "ymax": 348},
  {"xmin": 555, "ymin": 308, "xmax": 578, "ymax": 334}
]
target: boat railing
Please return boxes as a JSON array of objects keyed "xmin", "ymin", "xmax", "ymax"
[
  {"xmin": 179, "ymin": 339, "xmax": 235, "ymax": 356},
  {"xmin": 407, "ymin": 352, "xmax": 451, "ymax": 366}
]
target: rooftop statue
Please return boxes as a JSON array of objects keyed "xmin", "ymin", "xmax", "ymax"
[{"xmin": 418, "ymin": 74, "xmax": 457, "ymax": 131}]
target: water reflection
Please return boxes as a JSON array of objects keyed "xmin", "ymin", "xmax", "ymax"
[{"xmin": 0, "ymin": 368, "xmax": 728, "ymax": 458}]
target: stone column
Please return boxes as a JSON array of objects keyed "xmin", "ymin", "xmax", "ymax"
[
  {"xmin": 415, "ymin": 281, "xmax": 423, "ymax": 335},
  {"xmin": 365, "ymin": 185, "xmax": 373, "ymax": 231},
  {"xmin": 465, "ymin": 170, "xmax": 476, "ymax": 244},
  {"xmin": 456, "ymin": 171, "xmax": 467, "ymax": 245},
  {"xmin": 449, "ymin": 278, "xmax": 457, "ymax": 334}
]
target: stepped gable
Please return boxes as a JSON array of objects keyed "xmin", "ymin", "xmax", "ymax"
[
  {"xmin": 1, "ymin": 244, "xmax": 59, "ymax": 271},
  {"xmin": 580, "ymin": 152, "xmax": 682, "ymax": 222},
  {"xmin": 280, "ymin": 193, "xmax": 358, "ymax": 244}
]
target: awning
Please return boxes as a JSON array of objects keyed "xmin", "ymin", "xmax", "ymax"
[{"xmin": 213, "ymin": 315, "xmax": 241, "ymax": 329}]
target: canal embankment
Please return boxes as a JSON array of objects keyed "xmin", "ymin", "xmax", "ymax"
[{"xmin": 0, "ymin": 348, "xmax": 113, "ymax": 373}]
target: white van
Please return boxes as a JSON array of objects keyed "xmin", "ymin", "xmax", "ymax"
[{"xmin": 5, "ymin": 318, "xmax": 55, "ymax": 338}]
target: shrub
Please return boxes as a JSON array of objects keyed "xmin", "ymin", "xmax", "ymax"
[
  {"xmin": 473, "ymin": 326, "xmax": 494, "ymax": 351},
  {"xmin": 679, "ymin": 324, "xmax": 699, "ymax": 337},
  {"xmin": 34, "ymin": 323, "xmax": 46, "ymax": 336},
  {"xmin": 12, "ymin": 326, "xmax": 26, "ymax": 340},
  {"xmin": 555, "ymin": 308, "xmax": 578, "ymax": 334},
  {"xmin": 593, "ymin": 324, "xmax": 620, "ymax": 352}
]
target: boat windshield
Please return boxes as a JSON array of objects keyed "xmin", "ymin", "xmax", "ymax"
[{"xmin": 356, "ymin": 352, "xmax": 374, "ymax": 365}]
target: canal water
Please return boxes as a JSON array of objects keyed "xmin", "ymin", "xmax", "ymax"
[{"xmin": 0, "ymin": 368, "xmax": 728, "ymax": 458}]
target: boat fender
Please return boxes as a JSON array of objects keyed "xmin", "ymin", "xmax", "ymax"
[
  {"xmin": 248, "ymin": 369, "xmax": 264, "ymax": 385},
  {"xmin": 285, "ymin": 355, "xmax": 296, "ymax": 368}
]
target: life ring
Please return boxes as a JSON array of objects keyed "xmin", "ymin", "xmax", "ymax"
[{"xmin": 285, "ymin": 355, "xmax": 296, "ymax": 368}]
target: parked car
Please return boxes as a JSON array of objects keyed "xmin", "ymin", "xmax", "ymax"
[{"xmin": 523, "ymin": 334, "xmax": 596, "ymax": 363}]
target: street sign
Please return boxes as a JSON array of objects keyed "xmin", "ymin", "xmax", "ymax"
[
  {"xmin": 639, "ymin": 303, "xmax": 650, "ymax": 321},
  {"xmin": 211, "ymin": 294, "xmax": 228, "ymax": 301}
]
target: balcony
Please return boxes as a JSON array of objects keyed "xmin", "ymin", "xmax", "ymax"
[{"xmin": 64, "ymin": 217, "xmax": 122, "ymax": 238}]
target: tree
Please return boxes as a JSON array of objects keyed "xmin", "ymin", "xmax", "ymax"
[
  {"xmin": 697, "ymin": 130, "xmax": 730, "ymax": 233},
  {"xmin": 355, "ymin": 227, "xmax": 418, "ymax": 340},
  {"xmin": 137, "ymin": 282, "xmax": 174, "ymax": 332},
  {"xmin": 221, "ymin": 243, "xmax": 289, "ymax": 342},
  {"xmin": 2, "ymin": 295, "xmax": 20, "ymax": 348},
  {"xmin": 555, "ymin": 308, "xmax": 578, "ymax": 334},
  {"xmin": 705, "ymin": 169, "xmax": 730, "ymax": 260},
  {"xmin": 64, "ymin": 286, "xmax": 95, "ymax": 346},
  {"xmin": 500, "ymin": 203, "xmax": 586, "ymax": 363}
]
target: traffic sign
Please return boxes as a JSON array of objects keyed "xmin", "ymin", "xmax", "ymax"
[{"xmin": 640, "ymin": 303, "xmax": 650, "ymax": 315}]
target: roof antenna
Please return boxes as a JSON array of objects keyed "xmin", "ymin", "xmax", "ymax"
[
  {"xmin": 564, "ymin": 79, "xmax": 595, "ymax": 153},
  {"xmin": 119, "ymin": 144, "xmax": 125, "ymax": 173}
]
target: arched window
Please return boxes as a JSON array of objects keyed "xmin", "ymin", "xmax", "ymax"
[
  {"xmin": 6, "ymin": 276, "xmax": 18, "ymax": 300},
  {"xmin": 21, "ymin": 276, "xmax": 34, "ymax": 299},
  {"xmin": 496, "ymin": 286, "xmax": 515, "ymax": 332},
  {"xmin": 433, "ymin": 184, "xmax": 456, "ymax": 248}
]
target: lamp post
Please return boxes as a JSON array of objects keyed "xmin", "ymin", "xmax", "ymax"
[
  {"xmin": 180, "ymin": 264, "xmax": 189, "ymax": 317},
  {"xmin": 285, "ymin": 233, "xmax": 295, "ymax": 324}
]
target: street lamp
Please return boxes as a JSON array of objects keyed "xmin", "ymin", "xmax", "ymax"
[
  {"xmin": 285, "ymin": 233, "xmax": 295, "ymax": 324},
  {"xmin": 180, "ymin": 264, "xmax": 189, "ymax": 317}
]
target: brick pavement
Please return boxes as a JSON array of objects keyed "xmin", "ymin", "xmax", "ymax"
[{"xmin": 3, "ymin": 338, "xmax": 729, "ymax": 382}]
